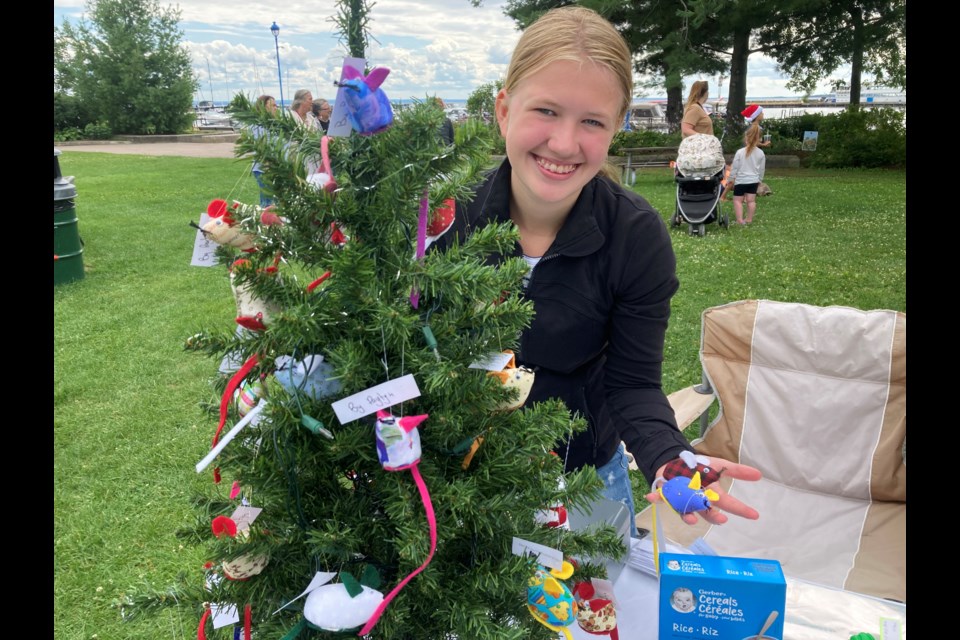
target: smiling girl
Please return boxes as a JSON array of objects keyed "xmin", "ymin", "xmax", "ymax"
[{"xmin": 436, "ymin": 6, "xmax": 761, "ymax": 534}]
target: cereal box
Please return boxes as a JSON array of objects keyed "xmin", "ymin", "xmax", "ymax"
[{"xmin": 658, "ymin": 553, "xmax": 786, "ymax": 640}]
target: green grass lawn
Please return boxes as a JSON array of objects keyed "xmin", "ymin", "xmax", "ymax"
[{"xmin": 53, "ymin": 153, "xmax": 905, "ymax": 640}]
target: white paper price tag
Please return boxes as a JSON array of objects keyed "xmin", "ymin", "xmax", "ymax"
[
  {"xmin": 328, "ymin": 57, "xmax": 365, "ymax": 138},
  {"xmin": 511, "ymin": 536, "xmax": 563, "ymax": 571},
  {"xmin": 229, "ymin": 505, "xmax": 262, "ymax": 533},
  {"xmin": 331, "ymin": 374, "xmax": 421, "ymax": 424},
  {"xmin": 191, "ymin": 212, "xmax": 219, "ymax": 266},
  {"xmin": 272, "ymin": 571, "xmax": 337, "ymax": 614},
  {"xmin": 591, "ymin": 577, "xmax": 618, "ymax": 607},
  {"xmin": 211, "ymin": 603, "xmax": 239, "ymax": 629},
  {"xmin": 469, "ymin": 352, "xmax": 514, "ymax": 372}
]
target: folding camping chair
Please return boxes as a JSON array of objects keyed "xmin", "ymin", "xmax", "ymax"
[{"xmin": 636, "ymin": 299, "xmax": 906, "ymax": 603}]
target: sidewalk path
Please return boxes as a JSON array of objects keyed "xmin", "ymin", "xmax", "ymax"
[{"xmin": 58, "ymin": 141, "xmax": 239, "ymax": 159}]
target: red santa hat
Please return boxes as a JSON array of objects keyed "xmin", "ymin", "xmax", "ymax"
[{"xmin": 741, "ymin": 104, "xmax": 764, "ymax": 123}]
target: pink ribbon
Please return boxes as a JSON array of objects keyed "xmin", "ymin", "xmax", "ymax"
[
  {"xmin": 410, "ymin": 190, "xmax": 428, "ymax": 308},
  {"xmin": 358, "ymin": 462, "xmax": 437, "ymax": 635}
]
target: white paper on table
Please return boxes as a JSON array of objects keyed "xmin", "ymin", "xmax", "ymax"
[{"xmin": 882, "ymin": 617, "xmax": 903, "ymax": 639}]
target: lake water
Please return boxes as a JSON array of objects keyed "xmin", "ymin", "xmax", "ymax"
[{"xmin": 759, "ymin": 104, "xmax": 906, "ymax": 120}]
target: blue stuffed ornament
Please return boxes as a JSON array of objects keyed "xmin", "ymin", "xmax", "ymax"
[
  {"xmin": 657, "ymin": 471, "xmax": 719, "ymax": 515},
  {"xmin": 337, "ymin": 66, "xmax": 394, "ymax": 135},
  {"xmin": 274, "ymin": 354, "xmax": 341, "ymax": 401}
]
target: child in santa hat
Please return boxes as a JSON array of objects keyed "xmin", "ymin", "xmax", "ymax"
[
  {"xmin": 741, "ymin": 104, "xmax": 772, "ymax": 147},
  {"xmin": 721, "ymin": 105, "xmax": 767, "ymax": 224}
]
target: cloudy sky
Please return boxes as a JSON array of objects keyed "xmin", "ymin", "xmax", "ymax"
[{"xmin": 54, "ymin": 0, "xmax": 846, "ymax": 106}]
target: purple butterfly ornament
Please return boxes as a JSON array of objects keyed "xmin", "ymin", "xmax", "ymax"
[{"xmin": 338, "ymin": 66, "xmax": 394, "ymax": 135}]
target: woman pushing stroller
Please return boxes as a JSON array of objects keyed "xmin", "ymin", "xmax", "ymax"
[{"xmin": 722, "ymin": 104, "xmax": 767, "ymax": 225}]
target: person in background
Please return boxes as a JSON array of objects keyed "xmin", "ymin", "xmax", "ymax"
[
  {"xmin": 250, "ymin": 95, "xmax": 278, "ymax": 207},
  {"xmin": 681, "ymin": 80, "xmax": 713, "ymax": 138},
  {"xmin": 312, "ymin": 99, "xmax": 332, "ymax": 133},
  {"xmin": 430, "ymin": 96, "xmax": 455, "ymax": 146},
  {"xmin": 433, "ymin": 6, "xmax": 761, "ymax": 535},
  {"xmin": 721, "ymin": 114, "xmax": 766, "ymax": 225},
  {"xmin": 290, "ymin": 89, "xmax": 316, "ymax": 129},
  {"xmin": 741, "ymin": 104, "xmax": 772, "ymax": 148}
]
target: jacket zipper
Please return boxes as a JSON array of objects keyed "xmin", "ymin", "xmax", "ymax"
[{"xmin": 522, "ymin": 251, "xmax": 560, "ymax": 292}]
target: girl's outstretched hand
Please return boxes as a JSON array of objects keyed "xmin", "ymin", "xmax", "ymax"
[{"xmin": 646, "ymin": 456, "xmax": 762, "ymax": 526}]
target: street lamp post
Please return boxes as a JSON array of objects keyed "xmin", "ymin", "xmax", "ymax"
[{"xmin": 271, "ymin": 22, "xmax": 284, "ymax": 108}]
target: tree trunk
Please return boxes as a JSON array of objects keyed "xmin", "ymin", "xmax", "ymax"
[
  {"xmin": 848, "ymin": 6, "xmax": 865, "ymax": 112},
  {"xmin": 725, "ymin": 26, "xmax": 751, "ymax": 138},
  {"xmin": 665, "ymin": 69, "xmax": 684, "ymax": 131}
]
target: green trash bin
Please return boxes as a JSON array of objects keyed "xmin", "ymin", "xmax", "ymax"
[{"xmin": 54, "ymin": 148, "xmax": 84, "ymax": 285}]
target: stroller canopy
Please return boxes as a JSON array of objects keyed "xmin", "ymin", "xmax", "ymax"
[{"xmin": 676, "ymin": 133, "xmax": 724, "ymax": 178}]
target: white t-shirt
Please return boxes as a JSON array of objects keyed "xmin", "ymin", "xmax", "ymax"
[
  {"xmin": 728, "ymin": 146, "xmax": 766, "ymax": 186},
  {"xmin": 522, "ymin": 255, "xmax": 541, "ymax": 290}
]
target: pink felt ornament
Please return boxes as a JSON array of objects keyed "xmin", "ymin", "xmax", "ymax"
[{"xmin": 358, "ymin": 410, "xmax": 437, "ymax": 636}]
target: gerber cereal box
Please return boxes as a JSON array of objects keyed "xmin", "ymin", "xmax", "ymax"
[{"xmin": 659, "ymin": 553, "xmax": 786, "ymax": 640}]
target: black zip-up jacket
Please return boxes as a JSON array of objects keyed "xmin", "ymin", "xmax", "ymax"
[{"xmin": 436, "ymin": 159, "xmax": 693, "ymax": 482}]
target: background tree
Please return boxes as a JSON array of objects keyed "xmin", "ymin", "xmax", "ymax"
[
  {"xmin": 596, "ymin": 0, "xmax": 728, "ymax": 130},
  {"xmin": 756, "ymin": 0, "xmax": 906, "ymax": 110},
  {"xmin": 54, "ymin": 0, "xmax": 196, "ymax": 135},
  {"xmin": 484, "ymin": 0, "xmax": 729, "ymax": 131},
  {"xmin": 466, "ymin": 79, "xmax": 502, "ymax": 119}
]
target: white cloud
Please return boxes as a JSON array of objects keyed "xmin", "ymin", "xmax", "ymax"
[{"xmin": 54, "ymin": 0, "xmax": 867, "ymax": 103}]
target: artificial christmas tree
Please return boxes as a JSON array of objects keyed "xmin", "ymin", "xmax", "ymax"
[{"xmin": 123, "ymin": 27, "xmax": 625, "ymax": 640}]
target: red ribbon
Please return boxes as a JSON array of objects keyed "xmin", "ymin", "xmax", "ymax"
[
  {"xmin": 212, "ymin": 354, "xmax": 260, "ymax": 483},
  {"xmin": 244, "ymin": 603, "xmax": 252, "ymax": 640},
  {"xmin": 306, "ymin": 271, "xmax": 332, "ymax": 292},
  {"xmin": 197, "ymin": 606, "xmax": 210, "ymax": 640}
]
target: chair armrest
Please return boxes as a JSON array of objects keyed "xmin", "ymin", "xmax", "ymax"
[{"xmin": 667, "ymin": 385, "xmax": 716, "ymax": 432}]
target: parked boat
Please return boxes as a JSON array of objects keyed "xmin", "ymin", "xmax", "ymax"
[
  {"xmin": 193, "ymin": 102, "xmax": 236, "ymax": 130},
  {"xmin": 824, "ymin": 85, "xmax": 906, "ymax": 105},
  {"xmin": 625, "ymin": 101, "xmax": 670, "ymax": 133}
]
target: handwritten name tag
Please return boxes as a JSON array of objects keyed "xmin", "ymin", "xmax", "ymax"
[
  {"xmin": 229, "ymin": 505, "xmax": 263, "ymax": 533},
  {"xmin": 328, "ymin": 56, "xmax": 365, "ymax": 138},
  {"xmin": 190, "ymin": 212, "xmax": 219, "ymax": 267},
  {"xmin": 331, "ymin": 374, "xmax": 421, "ymax": 424}
]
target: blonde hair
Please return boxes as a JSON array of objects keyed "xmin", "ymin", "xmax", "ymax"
[
  {"xmin": 744, "ymin": 121, "xmax": 761, "ymax": 155},
  {"xmin": 684, "ymin": 80, "xmax": 709, "ymax": 112},
  {"xmin": 503, "ymin": 6, "xmax": 633, "ymax": 122}
]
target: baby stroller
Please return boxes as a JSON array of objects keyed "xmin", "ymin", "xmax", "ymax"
[{"xmin": 672, "ymin": 133, "xmax": 729, "ymax": 236}]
